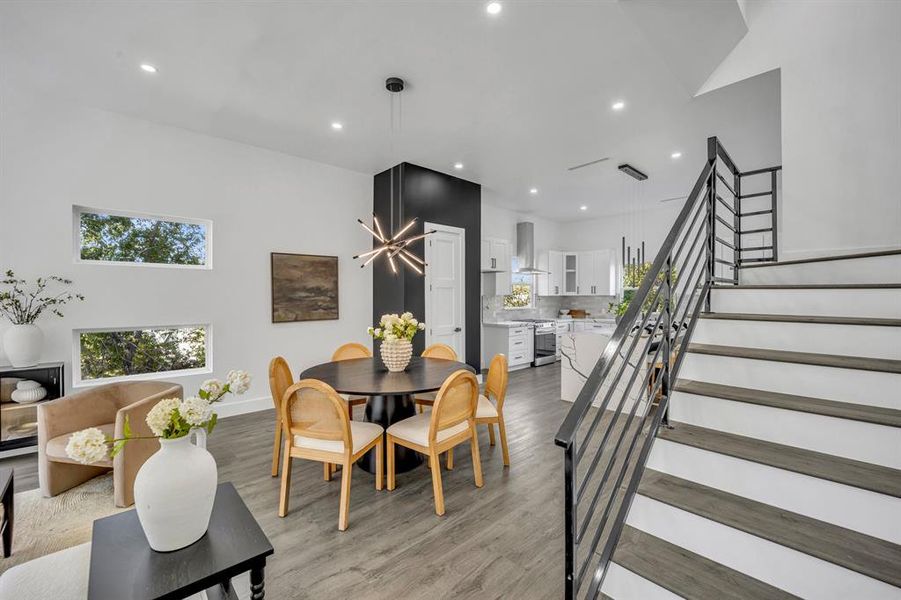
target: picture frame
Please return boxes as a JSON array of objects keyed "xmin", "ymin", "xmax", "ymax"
[{"xmin": 270, "ymin": 252, "xmax": 339, "ymax": 323}]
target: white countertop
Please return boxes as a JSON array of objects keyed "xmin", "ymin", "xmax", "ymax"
[{"xmin": 482, "ymin": 321, "xmax": 534, "ymax": 328}]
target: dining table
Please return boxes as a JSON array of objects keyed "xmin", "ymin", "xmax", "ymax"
[{"xmin": 299, "ymin": 356, "xmax": 475, "ymax": 474}]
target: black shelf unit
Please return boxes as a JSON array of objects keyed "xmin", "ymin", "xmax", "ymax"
[{"xmin": 0, "ymin": 362, "xmax": 65, "ymax": 452}]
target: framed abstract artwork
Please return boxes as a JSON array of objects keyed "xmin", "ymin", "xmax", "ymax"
[{"xmin": 270, "ymin": 253, "xmax": 339, "ymax": 323}]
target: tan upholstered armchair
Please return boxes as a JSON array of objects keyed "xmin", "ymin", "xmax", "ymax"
[{"xmin": 37, "ymin": 381, "xmax": 183, "ymax": 507}]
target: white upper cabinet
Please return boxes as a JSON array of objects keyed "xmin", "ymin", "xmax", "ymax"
[
  {"xmin": 563, "ymin": 253, "xmax": 578, "ymax": 295},
  {"xmin": 536, "ymin": 248, "xmax": 617, "ymax": 296},
  {"xmin": 480, "ymin": 239, "xmax": 492, "ymax": 271},
  {"xmin": 481, "ymin": 237, "xmax": 512, "ymax": 295},
  {"xmin": 537, "ymin": 250, "xmax": 565, "ymax": 296}
]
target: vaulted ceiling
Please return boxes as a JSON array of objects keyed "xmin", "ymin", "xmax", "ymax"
[{"xmin": 0, "ymin": 1, "xmax": 780, "ymax": 221}]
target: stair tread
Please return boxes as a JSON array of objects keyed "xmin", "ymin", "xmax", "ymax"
[
  {"xmin": 740, "ymin": 248, "xmax": 901, "ymax": 269},
  {"xmin": 700, "ymin": 312, "xmax": 901, "ymax": 327},
  {"xmin": 687, "ymin": 343, "xmax": 901, "ymax": 374},
  {"xmin": 638, "ymin": 470, "xmax": 901, "ymax": 587},
  {"xmin": 712, "ymin": 283, "xmax": 901, "ymax": 289},
  {"xmin": 673, "ymin": 379, "xmax": 901, "ymax": 428},
  {"xmin": 657, "ymin": 423, "xmax": 901, "ymax": 498},
  {"xmin": 612, "ymin": 525, "xmax": 798, "ymax": 600}
]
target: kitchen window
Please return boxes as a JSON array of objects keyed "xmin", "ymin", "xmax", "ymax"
[{"xmin": 504, "ymin": 259, "xmax": 535, "ymax": 309}]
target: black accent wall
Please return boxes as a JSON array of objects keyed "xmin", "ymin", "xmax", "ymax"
[{"xmin": 372, "ymin": 163, "xmax": 481, "ymax": 370}]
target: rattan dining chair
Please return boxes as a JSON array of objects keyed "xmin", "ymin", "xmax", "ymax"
[
  {"xmin": 414, "ymin": 343, "xmax": 458, "ymax": 414},
  {"xmin": 278, "ymin": 379, "xmax": 384, "ymax": 531},
  {"xmin": 386, "ymin": 369, "xmax": 483, "ymax": 516},
  {"xmin": 475, "ymin": 353, "xmax": 511, "ymax": 466},
  {"xmin": 332, "ymin": 343, "xmax": 372, "ymax": 418},
  {"xmin": 268, "ymin": 357, "xmax": 294, "ymax": 478}
]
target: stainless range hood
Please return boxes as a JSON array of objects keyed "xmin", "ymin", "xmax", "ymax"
[{"xmin": 515, "ymin": 222, "xmax": 547, "ymax": 273}]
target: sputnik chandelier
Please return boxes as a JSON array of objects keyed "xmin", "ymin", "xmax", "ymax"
[{"xmin": 353, "ymin": 214, "xmax": 435, "ymax": 275}]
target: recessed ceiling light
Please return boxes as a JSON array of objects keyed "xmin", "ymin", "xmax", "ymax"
[
  {"xmin": 331, "ymin": 122, "xmax": 344, "ymax": 130},
  {"xmin": 140, "ymin": 64, "xmax": 157, "ymax": 74},
  {"xmin": 529, "ymin": 188, "xmax": 538, "ymax": 194},
  {"xmin": 486, "ymin": 2, "xmax": 502, "ymax": 15},
  {"xmin": 454, "ymin": 162, "xmax": 464, "ymax": 170},
  {"xmin": 671, "ymin": 151, "xmax": 682, "ymax": 159},
  {"xmin": 611, "ymin": 100, "xmax": 625, "ymax": 111},
  {"xmin": 580, "ymin": 205, "xmax": 588, "ymax": 211}
]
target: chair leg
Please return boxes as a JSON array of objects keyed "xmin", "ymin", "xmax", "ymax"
[
  {"xmin": 278, "ymin": 443, "xmax": 292, "ymax": 517},
  {"xmin": 497, "ymin": 417, "xmax": 510, "ymax": 467},
  {"xmin": 470, "ymin": 426, "xmax": 484, "ymax": 488},
  {"xmin": 446, "ymin": 448, "xmax": 454, "ymax": 470},
  {"xmin": 487, "ymin": 423, "xmax": 496, "ymax": 446},
  {"xmin": 429, "ymin": 451, "xmax": 445, "ymax": 516},
  {"xmin": 271, "ymin": 418, "xmax": 282, "ymax": 477},
  {"xmin": 338, "ymin": 459, "xmax": 352, "ymax": 531},
  {"xmin": 375, "ymin": 439, "xmax": 384, "ymax": 491},
  {"xmin": 387, "ymin": 435, "xmax": 396, "ymax": 491}
]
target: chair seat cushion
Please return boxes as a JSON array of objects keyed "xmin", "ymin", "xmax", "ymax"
[
  {"xmin": 294, "ymin": 420, "xmax": 383, "ymax": 455},
  {"xmin": 476, "ymin": 394, "xmax": 498, "ymax": 419},
  {"xmin": 45, "ymin": 423, "xmax": 115, "ymax": 466},
  {"xmin": 387, "ymin": 413, "xmax": 469, "ymax": 447}
]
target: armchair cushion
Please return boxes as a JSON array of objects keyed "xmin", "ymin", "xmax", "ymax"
[{"xmin": 44, "ymin": 422, "xmax": 115, "ymax": 466}]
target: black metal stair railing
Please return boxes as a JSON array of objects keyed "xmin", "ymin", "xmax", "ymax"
[{"xmin": 554, "ymin": 137, "xmax": 782, "ymax": 599}]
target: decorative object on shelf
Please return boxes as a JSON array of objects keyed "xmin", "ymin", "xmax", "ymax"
[
  {"xmin": 368, "ymin": 312, "xmax": 425, "ymax": 372},
  {"xmin": 0, "ymin": 271, "xmax": 85, "ymax": 367},
  {"xmin": 353, "ymin": 214, "xmax": 435, "ymax": 275},
  {"xmin": 10, "ymin": 380, "xmax": 47, "ymax": 404},
  {"xmin": 0, "ymin": 377, "xmax": 23, "ymax": 401},
  {"xmin": 9, "ymin": 421, "xmax": 38, "ymax": 436},
  {"xmin": 65, "ymin": 369, "xmax": 251, "ymax": 552},
  {"xmin": 270, "ymin": 253, "xmax": 338, "ymax": 323}
]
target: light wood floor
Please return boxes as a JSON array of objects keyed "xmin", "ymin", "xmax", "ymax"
[{"xmin": 1, "ymin": 364, "xmax": 569, "ymax": 599}]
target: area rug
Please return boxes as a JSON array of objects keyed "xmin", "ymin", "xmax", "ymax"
[{"xmin": 0, "ymin": 474, "xmax": 125, "ymax": 572}]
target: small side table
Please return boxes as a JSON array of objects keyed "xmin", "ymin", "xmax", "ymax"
[
  {"xmin": 88, "ymin": 482, "xmax": 274, "ymax": 600},
  {"xmin": 0, "ymin": 468, "xmax": 12, "ymax": 557}
]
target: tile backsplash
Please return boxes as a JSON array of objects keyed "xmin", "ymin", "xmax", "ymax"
[{"xmin": 484, "ymin": 294, "xmax": 617, "ymax": 322}]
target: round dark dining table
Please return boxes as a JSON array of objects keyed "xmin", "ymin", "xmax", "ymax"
[{"xmin": 299, "ymin": 356, "xmax": 476, "ymax": 474}]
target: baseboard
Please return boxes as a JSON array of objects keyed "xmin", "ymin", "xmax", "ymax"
[
  {"xmin": 0, "ymin": 444, "xmax": 38, "ymax": 459},
  {"xmin": 216, "ymin": 395, "xmax": 273, "ymax": 419}
]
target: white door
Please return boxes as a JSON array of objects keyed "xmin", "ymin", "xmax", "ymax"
[{"xmin": 425, "ymin": 222, "xmax": 465, "ymax": 360}]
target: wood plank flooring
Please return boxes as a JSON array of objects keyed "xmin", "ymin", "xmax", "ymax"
[{"xmin": 0, "ymin": 364, "xmax": 570, "ymax": 599}]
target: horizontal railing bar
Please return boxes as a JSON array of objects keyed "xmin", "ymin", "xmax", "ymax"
[
  {"xmin": 715, "ymin": 214, "xmax": 735, "ymax": 232},
  {"xmin": 555, "ymin": 160, "xmax": 715, "ymax": 448},
  {"xmin": 670, "ymin": 199, "xmax": 708, "ymax": 267},
  {"xmin": 741, "ymin": 227, "xmax": 772, "ymax": 235},
  {"xmin": 741, "ymin": 209, "xmax": 772, "ymax": 217},
  {"xmin": 742, "ymin": 245, "xmax": 774, "ymax": 251},
  {"xmin": 715, "ymin": 236, "xmax": 736, "ymax": 250},
  {"xmin": 716, "ymin": 194, "xmax": 736, "ymax": 215},
  {"xmin": 716, "ymin": 171, "xmax": 737, "ymax": 197},
  {"xmin": 739, "ymin": 191, "xmax": 772, "ymax": 199},
  {"xmin": 740, "ymin": 165, "xmax": 782, "ymax": 177},
  {"xmin": 713, "ymin": 276, "xmax": 736, "ymax": 283},
  {"xmin": 714, "ymin": 258, "xmax": 734, "ymax": 266},
  {"xmin": 741, "ymin": 257, "xmax": 776, "ymax": 264}
]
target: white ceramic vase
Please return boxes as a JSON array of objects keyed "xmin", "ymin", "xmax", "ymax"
[
  {"xmin": 2, "ymin": 324, "xmax": 43, "ymax": 368},
  {"xmin": 381, "ymin": 339, "xmax": 413, "ymax": 372},
  {"xmin": 133, "ymin": 430, "xmax": 217, "ymax": 552}
]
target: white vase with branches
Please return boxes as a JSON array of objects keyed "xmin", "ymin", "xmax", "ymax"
[{"xmin": 0, "ymin": 270, "xmax": 85, "ymax": 367}]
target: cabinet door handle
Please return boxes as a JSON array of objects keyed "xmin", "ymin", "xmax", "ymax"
[{"xmin": 577, "ymin": 286, "xmax": 579, "ymax": 294}]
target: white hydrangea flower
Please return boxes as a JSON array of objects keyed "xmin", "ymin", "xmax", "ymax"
[
  {"xmin": 226, "ymin": 369, "xmax": 252, "ymax": 394},
  {"xmin": 200, "ymin": 378, "xmax": 224, "ymax": 398},
  {"xmin": 418, "ymin": 322, "xmax": 426, "ymax": 330},
  {"xmin": 401, "ymin": 311, "xmax": 413, "ymax": 321},
  {"xmin": 409, "ymin": 318, "xmax": 418, "ymax": 326},
  {"xmin": 65, "ymin": 427, "xmax": 109, "ymax": 465},
  {"xmin": 384, "ymin": 332, "xmax": 398, "ymax": 342},
  {"xmin": 146, "ymin": 397, "xmax": 181, "ymax": 437},
  {"xmin": 180, "ymin": 396, "xmax": 213, "ymax": 427},
  {"xmin": 373, "ymin": 327, "xmax": 382, "ymax": 336}
]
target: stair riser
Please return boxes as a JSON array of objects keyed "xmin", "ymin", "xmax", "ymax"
[
  {"xmin": 679, "ymin": 353, "xmax": 900, "ymax": 409},
  {"xmin": 626, "ymin": 495, "xmax": 900, "ymax": 599},
  {"xmin": 601, "ymin": 563, "xmax": 681, "ymax": 600},
  {"xmin": 647, "ymin": 439, "xmax": 901, "ymax": 544},
  {"xmin": 710, "ymin": 288, "xmax": 901, "ymax": 318},
  {"xmin": 741, "ymin": 253, "xmax": 901, "ymax": 285},
  {"xmin": 669, "ymin": 392, "xmax": 901, "ymax": 468},
  {"xmin": 693, "ymin": 319, "xmax": 901, "ymax": 359}
]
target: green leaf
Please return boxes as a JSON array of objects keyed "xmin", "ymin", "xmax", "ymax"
[
  {"xmin": 206, "ymin": 412, "xmax": 218, "ymax": 435},
  {"xmin": 123, "ymin": 415, "xmax": 133, "ymax": 439}
]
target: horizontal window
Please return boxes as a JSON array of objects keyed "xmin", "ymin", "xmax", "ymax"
[
  {"xmin": 74, "ymin": 206, "xmax": 211, "ymax": 268},
  {"xmin": 75, "ymin": 325, "xmax": 210, "ymax": 384}
]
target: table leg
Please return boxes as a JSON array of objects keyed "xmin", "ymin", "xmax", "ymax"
[
  {"xmin": 250, "ymin": 564, "xmax": 265, "ymax": 600},
  {"xmin": 2, "ymin": 471, "xmax": 13, "ymax": 558},
  {"xmin": 359, "ymin": 394, "xmax": 423, "ymax": 474}
]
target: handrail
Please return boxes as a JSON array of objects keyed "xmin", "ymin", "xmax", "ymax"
[{"xmin": 555, "ymin": 136, "xmax": 782, "ymax": 599}]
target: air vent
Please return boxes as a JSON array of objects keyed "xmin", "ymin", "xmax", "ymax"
[
  {"xmin": 618, "ymin": 163, "xmax": 648, "ymax": 181},
  {"xmin": 567, "ymin": 157, "xmax": 610, "ymax": 171}
]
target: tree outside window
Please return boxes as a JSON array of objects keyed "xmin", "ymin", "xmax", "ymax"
[{"xmin": 504, "ymin": 262, "xmax": 534, "ymax": 308}]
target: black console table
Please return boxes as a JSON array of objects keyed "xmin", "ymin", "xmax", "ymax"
[
  {"xmin": 0, "ymin": 362, "xmax": 64, "ymax": 453},
  {"xmin": 88, "ymin": 482, "xmax": 274, "ymax": 599}
]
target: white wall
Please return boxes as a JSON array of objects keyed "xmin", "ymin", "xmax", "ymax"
[
  {"xmin": 700, "ymin": 0, "xmax": 901, "ymax": 258},
  {"xmin": 0, "ymin": 89, "xmax": 373, "ymax": 414},
  {"xmin": 481, "ymin": 192, "xmax": 562, "ymax": 252}
]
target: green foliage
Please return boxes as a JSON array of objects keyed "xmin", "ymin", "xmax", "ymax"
[
  {"xmin": 610, "ymin": 264, "xmax": 679, "ymax": 318},
  {"xmin": 504, "ymin": 282, "xmax": 532, "ymax": 308},
  {"xmin": 79, "ymin": 326, "xmax": 206, "ymax": 381},
  {"xmin": 0, "ymin": 270, "xmax": 85, "ymax": 325},
  {"xmin": 79, "ymin": 212, "xmax": 206, "ymax": 265}
]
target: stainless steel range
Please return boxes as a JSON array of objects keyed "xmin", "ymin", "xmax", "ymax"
[{"xmin": 514, "ymin": 319, "xmax": 557, "ymax": 366}]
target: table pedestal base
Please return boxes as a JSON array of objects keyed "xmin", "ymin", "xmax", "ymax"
[{"xmin": 359, "ymin": 394, "xmax": 422, "ymax": 474}]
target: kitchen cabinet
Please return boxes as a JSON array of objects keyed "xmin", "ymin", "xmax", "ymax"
[
  {"xmin": 537, "ymin": 250, "xmax": 565, "ymax": 296},
  {"xmin": 481, "ymin": 237, "xmax": 512, "ymax": 296},
  {"xmin": 563, "ymin": 253, "xmax": 578, "ymax": 295},
  {"xmin": 483, "ymin": 324, "xmax": 534, "ymax": 370},
  {"xmin": 578, "ymin": 250, "xmax": 617, "ymax": 296},
  {"xmin": 537, "ymin": 248, "xmax": 618, "ymax": 297}
]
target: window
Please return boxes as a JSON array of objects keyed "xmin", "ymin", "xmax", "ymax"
[
  {"xmin": 75, "ymin": 325, "xmax": 210, "ymax": 384},
  {"xmin": 504, "ymin": 258, "xmax": 535, "ymax": 309},
  {"xmin": 74, "ymin": 206, "xmax": 211, "ymax": 268}
]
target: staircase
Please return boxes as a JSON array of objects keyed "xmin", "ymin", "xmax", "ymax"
[{"xmin": 601, "ymin": 250, "xmax": 901, "ymax": 599}]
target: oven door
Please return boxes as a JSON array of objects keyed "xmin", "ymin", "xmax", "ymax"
[{"xmin": 533, "ymin": 329, "xmax": 557, "ymax": 366}]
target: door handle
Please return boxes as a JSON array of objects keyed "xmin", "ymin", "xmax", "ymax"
[{"xmin": 454, "ymin": 327, "xmax": 462, "ymax": 332}]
